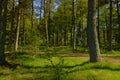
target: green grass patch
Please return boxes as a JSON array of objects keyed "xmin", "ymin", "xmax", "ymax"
[
  {"xmin": 1, "ymin": 51, "xmax": 120, "ymax": 80},
  {"xmin": 101, "ymin": 50, "xmax": 120, "ymax": 56},
  {"xmin": 39, "ymin": 46, "xmax": 89, "ymax": 53}
]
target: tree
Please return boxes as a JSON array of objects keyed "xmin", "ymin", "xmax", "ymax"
[
  {"xmin": 116, "ymin": 0, "xmax": 120, "ymax": 46},
  {"xmin": 14, "ymin": 0, "xmax": 22, "ymax": 51},
  {"xmin": 63, "ymin": 3, "xmax": 67, "ymax": 46},
  {"xmin": 48, "ymin": 0, "xmax": 51, "ymax": 46},
  {"xmin": 108, "ymin": 0, "xmax": 113, "ymax": 51},
  {"xmin": 9, "ymin": 0, "xmax": 16, "ymax": 51},
  {"xmin": 87, "ymin": 0, "xmax": 101, "ymax": 62},
  {"xmin": 0, "ymin": 0, "xmax": 8, "ymax": 65},
  {"xmin": 97, "ymin": 0, "xmax": 100, "ymax": 43},
  {"xmin": 72, "ymin": 0, "xmax": 76, "ymax": 51},
  {"xmin": 31, "ymin": 0, "xmax": 34, "ymax": 33},
  {"xmin": 44, "ymin": 0, "xmax": 49, "ymax": 46},
  {"xmin": 39, "ymin": 0, "xmax": 43, "ymax": 28},
  {"xmin": 14, "ymin": 0, "xmax": 32, "ymax": 51}
]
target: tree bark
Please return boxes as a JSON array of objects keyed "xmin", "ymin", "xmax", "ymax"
[
  {"xmin": 97, "ymin": 0, "xmax": 100, "ymax": 43},
  {"xmin": 87, "ymin": 0, "xmax": 101, "ymax": 62},
  {"xmin": 44, "ymin": 0, "xmax": 49, "ymax": 46},
  {"xmin": 48, "ymin": 0, "xmax": 52, "ymax": 46},
  {"xmin": 63, "ymin": 4, "xmax": 67, "ymax": 46},
  {"xmin": 21, "ymin": 13, "xmax": 25, "ymax": 45},
  {"xmin": 0, "ymin": 0, "xmax": 8, "ymax": 65},
  {"xmin": 72, "ymin": 0, "xmax": 76, "ymax": 51},
  {"xmin": 15, "ymin": 0, "xmax": 21, "ymax": 51},
  {"xmin": 9, "ymin": 0, "xmax": 16, "ymax": 51},
  {"xmin": 116, "ymin": 0, "xmax": 120, "ymax": 45},
  {"xmin": 39, "ymin": 0, "xmax": 42, "ymax": 28},
  {"xmin": 108, "ymin": 0, "xmax": 112, "ymax": 51},
  {"xmin": 31, "ymin": 0, "xmax": 34, "ymax": 33}
]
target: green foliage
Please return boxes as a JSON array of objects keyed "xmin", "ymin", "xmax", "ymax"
[
  {"xmin": 2, "ymin": 51, "xmax": 120, "ymax": 80},
  {"xmin": 46, "ymin": 54, "xmax": 65, "ymax": 80},
  {"xmin": 2, "ymin": 0, "xmax": 120, "ymax": 79}
]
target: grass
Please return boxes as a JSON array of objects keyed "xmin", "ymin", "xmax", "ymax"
[
  {"xmin": 101, "ymin": 50, "xmax": 120, "ymax": 56},
  {"xmin": 39, "ymin": 46, "xmax": 89, "ymax": 53},
  {"xmin": 1, "ymin": 51, "xmax": 120, "ymax": 80},
  {"xmin": 38, "ymin": 46, "xmax": 120, "ymax": 56}
]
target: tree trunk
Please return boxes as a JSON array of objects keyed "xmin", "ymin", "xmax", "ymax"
[
  {"xmin": 104, "ymin": 10, "xmax": 108, "ymax": 49},
  {"xmin": 72, "ymin": 0, "xmax": 76, "ymax": 51},
  {"xmin": 77, "ymin": 22, "xmax": 82, "ymax": 46},
  {"xmin": 14, "ymin": 0, "xmax": 21, "ymax": 51},
  {"xmin": 31, "ymin": 0, "xmax": 34, "ymax": 33},
  {"xmin": 44, "ymin": 0, "xmax": 49, "ymax": 46},
  {"xmin": 116, "ymin": 0, "xmax": 120, "ymax": 45},
  {"xmin": 21, "ymin": 14, "xmax": 25, "ymax": 45},
  {"xmin": 97, "ymin": 0, "xmax": 100, "ymax": 43},
  {"xmin": 108, "ymin": 0, "xmax": 112, "ymax": 51},
  {"xmin": 87, "ymin": 0, "xmax": 101, "ymax": 62},
  {"xmin": 48, "ymin": 0, "xmax": 52, "ymax": 46},
  {"xmin": 53, "ymin": 27, "xmax": 56, "ymax": 46},
  {"xmin": 0, "ymin": 0, "xmax": 8, "ymax": 65},
  {"xmin": 39, "ymin": 0, "xmax": 42, "ymax": 28},
  {"xmin": 9, "ymin": 0, "xmax": 16, "ymax": 51},
  {"xmin": 63, "ymin": 4, "xmax": 67, "ymax": 46}
]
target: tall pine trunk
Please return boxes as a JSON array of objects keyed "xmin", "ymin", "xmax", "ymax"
[
  {"xmin": 21, "ymin": 14, "xmax": 25, "ymax": 45},
  {"xmin": 63, "ymin": 4, "xmax": 67, "ymax": 46},
  {"xmin": 15, "ymin": 0, "xmax": 21, "ymax": 51},
  {"xmin": 39, "ymin": 0, "xmax": 42, "ymax": 28},
  {"xmin": 48, "ymin": 0, "xmax": 52, "ymax": 46},
  {"xmin": 87, "ymin": 0, "xmax": 101, "ymax": 62},
  {"xmin": 44, "ymin": 0, "xmax": 49, "ymax": 46},
  {"xmin": 31, "ymin": 0, "xmax": 34, "ymax": 33},
  {"xmin": 108, "ymin": 0, "xmax": 112, "ymax": 51},
  {"xmin": 97, "ymin": 0, "xmax": 100, "ymax": 43},
  {"xmin": 9, "ymin": 0, "xmax": 15, "ymax": 51},
  {"xmin": 0, "ymin": 0, "xmax": 8, "ymax": 65},
  {"xmin": 72, "ymin": 0, "xmax": 76, "ymax": 51},
  {"xmin": 116, "ymin": 0, "xmax": 120, "ymax": 45}
]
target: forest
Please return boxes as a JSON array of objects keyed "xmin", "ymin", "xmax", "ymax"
[{"xmin": 0, "ymin": 0, "xmax": 120, "ymax": 80}]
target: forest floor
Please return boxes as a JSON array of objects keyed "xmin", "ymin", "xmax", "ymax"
[
  {"xmin": 57, "ymin": 53, "xmax": 120, "ymax": 63},
  {"xmin": 1, "ymin": 51, "xmax": 120, "ymax": 80}
]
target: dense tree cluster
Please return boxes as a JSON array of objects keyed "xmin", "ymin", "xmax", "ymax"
[{"xmin": 0, "ymin": 0, "xmax": 120, "ymax": 65}]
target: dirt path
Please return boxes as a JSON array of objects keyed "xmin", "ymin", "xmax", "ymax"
[{"xmin": 57, "ymin": 53, "xmax": 120, "ymax": 63}]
